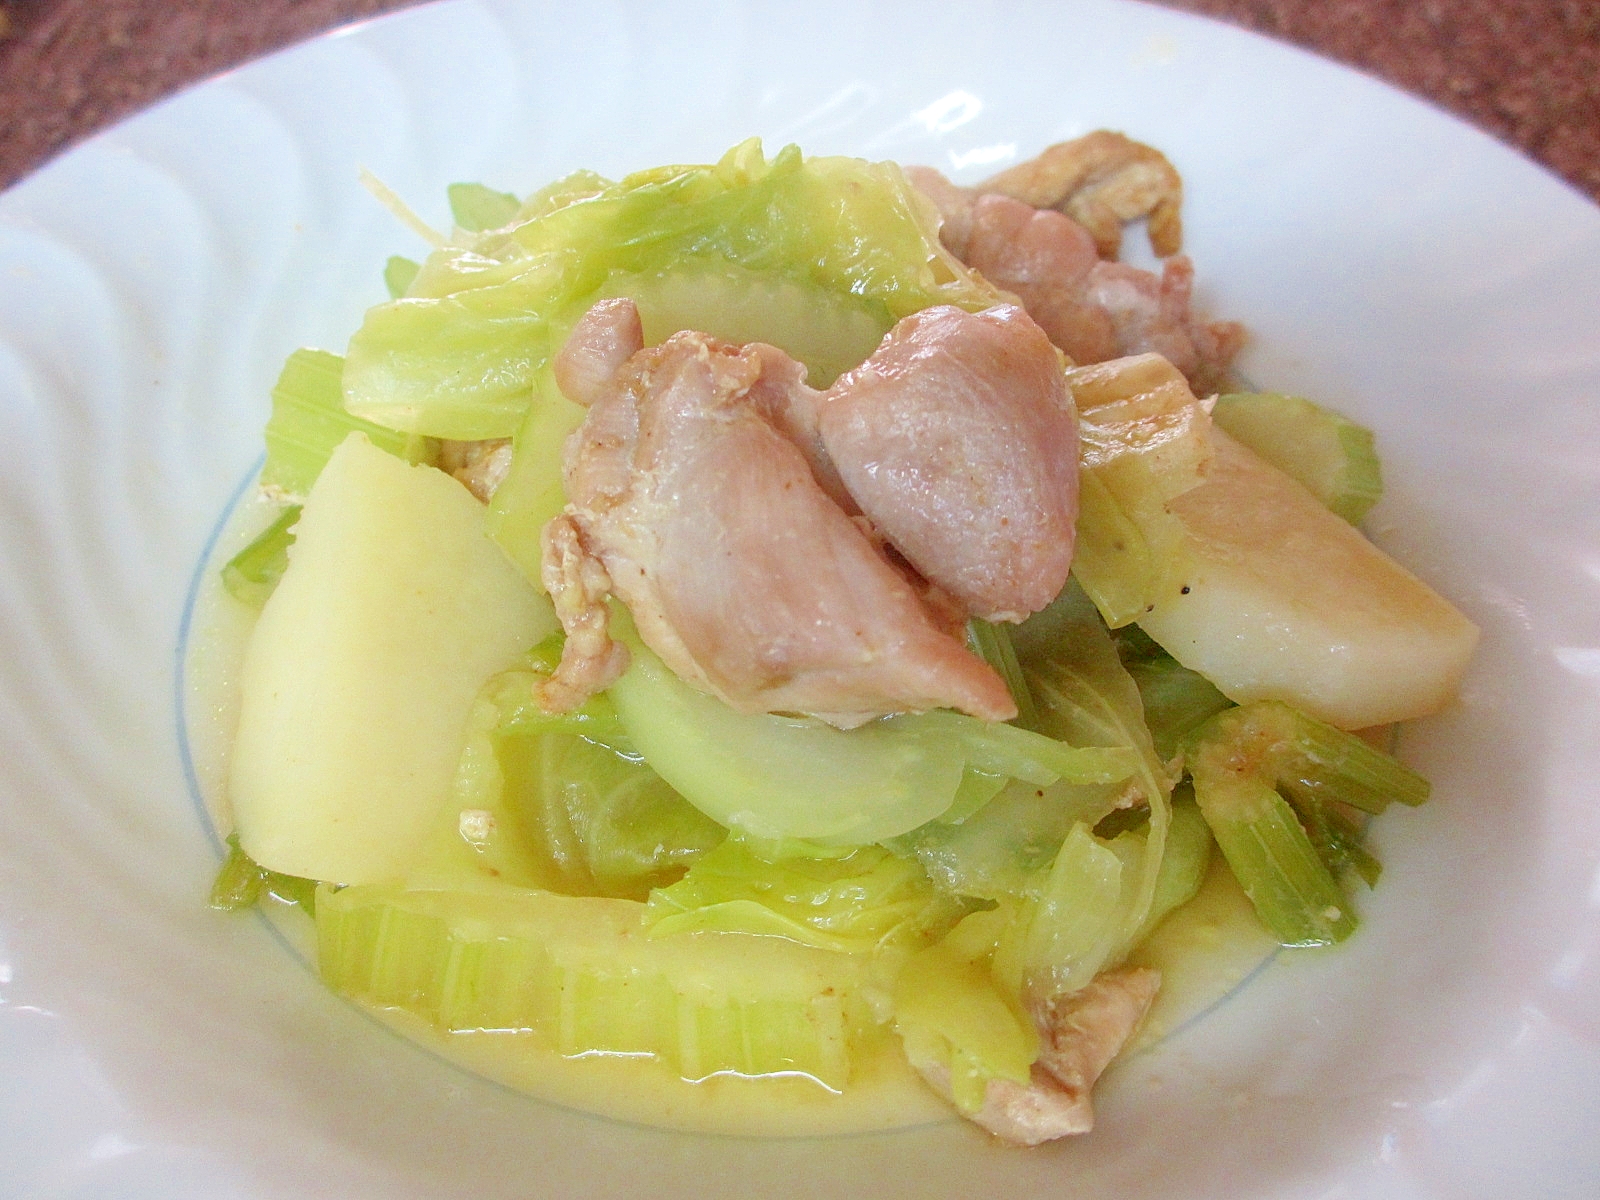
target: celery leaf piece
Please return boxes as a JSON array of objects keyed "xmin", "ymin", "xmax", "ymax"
[
  {"xmin": 498, "ymin": 731, "xmax": 725, "ymax": 900},
  {"xmin": 1021, "ymin": 581, "xmax": 1175, "ymax": 949},
  {"xmin": 1124, "ymin": 654, "xmax": 1234, "ymax": 764},
  {"xmin": 407, "ymin": 648, "xmax": 718, "ymax": 899},
  {"xmin": 383, "ymin": 255, "xmax": 420, "ymax": 299},
  {"xmin": 967, "ymin": 618, "xmax": 1042, "ymax": 732},
  {"xmin": 261, "ymin": 348, "xmax": 438, "ymax": 500},
  {"xmin": 991, "ymin": 822, "xmax": 1129, "ymax": 996},
  {"xmin": 1133, "ymin": 792, "xmax": 1213, "ymax": 943},
  {"xmin": 887, "ymin": 776, "xmax": 1132, "ymax": 902},
  {"xmin": 208, "ymin": 834, "xmax": 316, "ymax": 914},
  {"xmin": 447, "ymin": 182, "xmax": 521, "ymax": 232},
  {"xmin": 220, "ymin": 504, "xmax": 300, "ymax": 607}
]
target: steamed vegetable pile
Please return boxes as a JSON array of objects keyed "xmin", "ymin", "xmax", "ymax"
[{"xmin": 211, "ymin": 139, "xmax": 1478, "ymax": 1141}]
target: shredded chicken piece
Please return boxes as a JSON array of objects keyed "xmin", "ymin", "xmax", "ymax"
[
  {"xmin": 552, "ymin": 301, "xmax": 1016, "ymax": 726},
  {"xmin": 916, "ymin": 966, "xmax": 1161, "ymax": 1146},
  {"xmin": 976, "ymin": 131, "xmax": 1184, "ymax": 259},
  {"xmin": 536, "ymin": 514, "xmax": 630, "ymax": 712},
  {"xmin": 1031, "ymin": 966, "xmax": 1160, "ymax": 1117},
  {"xmin": 437, "ymin": 438, "xmax": 513, "ymax": 503}
]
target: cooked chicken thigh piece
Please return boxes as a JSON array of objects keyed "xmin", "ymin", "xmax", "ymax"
[
  {"xmin": 744, "ymin": 341, "xmax": 856, "ymax": 513},
  {"xmin": 907, "ymin": 156, "xmax": 1244, "ymax": 392},
  {"xmin": 975, "ymin": 130, "xmax": 1185, "ymax": 259},
  {"xmin": 957, "ymin": 195, "xmax": 1120, "ymax": 367},
  {"xmin": 1083, "ymin": 254, "xmax": 1244, "ymax": 394},
  {"xmin": 536, "ymin": 513, "xmax": 632, "ymax": 710},
  {"xmin": 904, "ymin": 164, "xmax": 980, "ymax": 258},
  {"xmin": 552, "ymin": 296, "xmax": 645, "ymax": 407},
  {"xmin": 818, "ymin": 304, "xmax": 1079, "ymax": 623},
  {"xmin": 551, "ymin": 304, "xmax": 1015, "ymax": 725},
  {"xmin": 437, "ymin": 437, "xmax": 513, "ymax": 502}
]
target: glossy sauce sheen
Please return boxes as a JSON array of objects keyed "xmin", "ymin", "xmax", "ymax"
[{"xmin": 187, "ymin": 498, "xmax": 1274, "ymax": 1137}]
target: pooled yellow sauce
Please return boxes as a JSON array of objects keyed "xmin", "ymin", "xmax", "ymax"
[
  {"xmin": 1128, "ymin": 853, "xmax": 1280, "ymax": 1050},
  {"xmin": 187, "ymin": 495, "xmax": 1276, "ymax": 1137},
  {"xmin": 364, "ymin": 1007, "xmax": 952, "ymax": 1136}
]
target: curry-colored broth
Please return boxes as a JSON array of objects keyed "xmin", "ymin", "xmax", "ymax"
[{"xmin": 186, "ymin": 494, "xmax": 1275, "ymax": 1137}]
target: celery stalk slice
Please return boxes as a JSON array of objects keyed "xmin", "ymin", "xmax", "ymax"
[
  {"xmin": 1201, "ymin": 701, "xmax": 1430, "ymax": 815},
  {"xmin": 1294, "ymin": 794, "xmax": 1383, "ymax": 889},
  {"xmin": 607, "ymin": 618, "xmax": 1134, "ymax": 845},
  {"xmin": 1070, "ymin": 474, "xmax": 1158, "ymax": 629},
  {"xmin": 1212, "ymin": 391, "xmax": 1383, "ymax": 525},
  {"xmin": 208, "ymin": 838, "xmax": 265, "ymax": 910},
  {"xmin": 893, "ymin": 931, "xmax": 1039, "ymax": 1113},
  {"xmin": 482, "ymin": 374, "xmax": 587, "ymax": 586},
  {"xmin": 1278, "ymin": 719, "xmax": 1430, "ymax": 813},
  {"xmin": 911, "ymin": 710, "xmax": 1141, "ymax": 787},
  {"xmin": 261, "ymin": 349, "xmax": 438, "ymax": 500},
  {"xmin": 316, "ymin": 881, "xmax": 867, "ymax": 1089},
  {"xmin": 1190, "ymin": 773, "xmax": 1356, "ymax": 946},
  {"xmin": 220, "ymin": 505, "xmax": 300, "ymax": 606},
  {"xmin": 1182, "ymin": 701, "xmax": 1420, "ymax": 945}
]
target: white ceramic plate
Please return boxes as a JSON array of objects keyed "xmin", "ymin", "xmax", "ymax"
[{"xmin": 2, "ymin": 1, "xmax": 1597, "ymax": 1196}]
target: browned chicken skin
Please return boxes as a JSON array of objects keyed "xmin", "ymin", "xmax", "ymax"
[{"xmin": 975, "ymin": 130, "xmax": 1185, "ymax": 259}]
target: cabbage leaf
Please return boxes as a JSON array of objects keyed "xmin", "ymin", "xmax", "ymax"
[{"xmin": 342, "ymin": 139, "xmax": 1006, "ymax": 439}]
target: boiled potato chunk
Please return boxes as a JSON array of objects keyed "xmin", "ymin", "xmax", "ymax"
[
  {"xmin": 1140, "ymin": 429, "xmax": 1478, "ymax": 729},
  {"xmin": 230, "ymin": 433, "xmax": 555, "ymax": 884}
]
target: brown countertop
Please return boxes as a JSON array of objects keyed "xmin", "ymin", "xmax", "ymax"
[{"xmin": 1, "ymin": 0, "xmax": 1597, "ymax": 203}]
